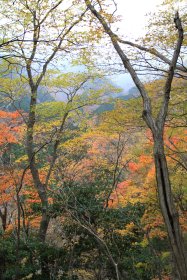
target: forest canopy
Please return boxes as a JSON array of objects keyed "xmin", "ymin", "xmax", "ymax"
[{"xmin": 0, "ymin": 0, "xmax": 187, "ymax": 279}]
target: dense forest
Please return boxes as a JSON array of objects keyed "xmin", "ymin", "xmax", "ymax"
[{"xmin": 0, "ymin": 0, "xmax": 187, "ymax": 279}]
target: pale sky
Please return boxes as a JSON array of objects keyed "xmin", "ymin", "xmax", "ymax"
[
  {"xmin": 114, "ymin": 0, "xmax": 163, "ymax": 39},
  {"xmin": 110, "ymin": 0, "xmax": 164, "ymax": 91}
]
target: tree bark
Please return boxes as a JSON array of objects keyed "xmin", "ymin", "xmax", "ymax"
[
  {"xmin": 153, "ymin": 134, "xmax": 187, "ymax": 280},
  {"xmin": 26, "ymin": 87, "xmax": 50, "ymax": 242},
  {"xmin": 0, "ymin": 207, "xmax": 7, "ymax": 232}
]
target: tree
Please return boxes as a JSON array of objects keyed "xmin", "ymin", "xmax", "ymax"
[
  {"xmin": 0, "ymin": 0, "xmax": 91, "ymax": 242},
  {"xmin": 84, "ymin": 1, "xmax": 187, "ymax": 279}
]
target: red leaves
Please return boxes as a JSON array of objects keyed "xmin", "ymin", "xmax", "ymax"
[
  {"xmin": 0, "ymin": 110, "xmax": 22, "ymax": 145},
  {"xmin": 128, "ymin": 162, "xmax": 139, "ymax": 172},
  {"xmin": 0, "ymin": 110, "xmax": 20, "ymax": 119}
]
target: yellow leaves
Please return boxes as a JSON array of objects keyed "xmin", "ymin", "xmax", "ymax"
[
  {"xmin": 0, "ymin": 75, "xmax": 27, "ymax": 97},
  {"xmin": 116, "ymin": 222, "xmax": 136, "ymax": 237},
  {"xmin": 99, "ymin": 97, "xmax": 143, "ymax": 133},
  {"xmin": 140, "ymin": 238, "xmax": 149, "ymax": 248},
  {"xmin": 60, "ymin": 135, "xmax": 87, "ymax": 154},
  {"xmin": 46, "ymin": 72, "xmax": 87, "ymax": 89},
  {"xmin": 135, "ymin": 262, "xmax": 148, "ymax": 269},
  {"xmin": 74, "ymin": 269, "xmax": 94, "ymax": 280},
  {"xmin": 15, "ymin": 155, "xmax": 28, "ymax": 164},
  {"xmin": 36, "ymin": 101, "xmax": 66, "ymax": 120}
]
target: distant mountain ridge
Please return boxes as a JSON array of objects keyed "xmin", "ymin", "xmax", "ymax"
[
  {"xmin": 1, "ymin": 73, "xmax": 139, "ymax": 114},
  {"xmin": 1, "ymin": 86, "xmax": 54, "ymax": 112},
  {"xmin": 94, "ymin": 86, "xmax": 140, "ymax": 114}
]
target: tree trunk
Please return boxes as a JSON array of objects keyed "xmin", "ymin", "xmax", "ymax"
[
  {"xmin": 38, "ymin": 184, "xmax": 50, "ymax": 242},
  {"xmin": 0, "ymin": 207, "xmax": 7, "ymax": 232},
  {"xmin": 27, "ymin": 88, "xmax": 50, "ymax": 242},
  {"xmin": 153, "ymin": 134, "xmax": 187, "ymax": 280}
]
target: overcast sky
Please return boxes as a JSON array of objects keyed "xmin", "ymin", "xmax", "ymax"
[
  {"xmin": 69, "ymin": 0, "xmax": 165, "ymax": 93},
  {"xmin": 110, "ymin": 0, "xmax": 163, "ymax": 92},
  {"xmin": 115, "ymin": 0, "xmax": 163, "ymax": 38}
]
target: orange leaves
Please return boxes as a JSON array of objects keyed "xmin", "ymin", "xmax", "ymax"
[
  {"xmin": 180, "ymin": 214, "xmax": 187, "ymax": 232},
  {"xmin": 146, "ymin": 129, "xmax": 153, "ymax": 143},
  {"xmin": 109, "ymin": 179, "xmax": 146, "ymax": 208},
  {"xmin": 145, "ymin": 166, "xmax": 155, "ymax": 182},
  {"xmin": 0, "ymin": 173, "xmax": 15, "ymax": 204},
  {"xmin": 128, "ymin": 153, "xmax": 154, "ymax": 174},
  {"xmin": 0, "ymin": 110, "xmax": 22, "ymax": 145},
  {"xmin": 0, "ymin": 110, "xmax": 20, "ymax": 119},
  {"xmin": 139, "ymin": 154, "xmax": 153, "ymax": 165},
  {"xmin": 0, "ymin": 123, "xmax": 18, "ymax": 144},
  {"xmin": 128, "ymin": 161, "xmax": 139, "ymax": 172},
  {"xmin": 29, "ymin": 216, "xmax": 41, "ymax": 228},
  {"xmin": 0, "ymin": 167, "xmax": 42, "ymax": 232}
]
